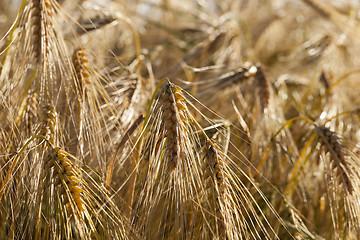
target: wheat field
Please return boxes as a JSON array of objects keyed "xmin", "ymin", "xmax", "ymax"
[{"xmin": 1, "ymin": 0, "xmax": 360, "ymax": 239}]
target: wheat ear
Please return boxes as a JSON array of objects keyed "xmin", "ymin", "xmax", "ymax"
[
  {"xmin": 30, "ymin": 0, "xmax": 53, "ymax": 63},
  {"xmin": 204, "ymin": 140, "xmax": 230, "ymax": 238},
  {"xmin": 316, "ymin": 126, "xmax": 352, "ymax": 193},
  {"xmin": 160, "ymin": 82, "xmax": 188, "ymax": 171},
  {"xmin": 48, "ymin": 146, "xmax": 86, "ymax": 216},
  {"xmin": 255, "ymin": 65, "xmax": 270, "ymax": 112},
  {"xmin": 72, "ymin": 48, "xmax": 91, "ymax": 99},
  {"xmin": 25, "ymin": 91, "xmax": 38, "ymax": 132},
  {"xmin": 41, "ymin": 104, "xmax": 58, "ymax": 144}
]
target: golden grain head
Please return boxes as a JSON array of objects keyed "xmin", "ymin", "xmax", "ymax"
[
  {"xmin": 50, "ymin": 146, "xmax": 86, "ymax": 216},
  {"xmin": 161, "ymin": 83, "xmax": 188, "ymax": 171},
  {"xmin": 316, "ymin": 126, "xmax": 353, "ymax": 194},
  {"xmin": 2, "ymin": 0, "xmax": 360, "ymax": 239}
]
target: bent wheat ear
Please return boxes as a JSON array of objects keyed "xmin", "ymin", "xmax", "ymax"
[
  {"xmin": 161, "ymin": 82, "xmax": 188, "ymax": 171},
  {"xmin": 49, "ymin": 146, "xmax": 86, "ymax": 217},
  {"xmin": 41, "ymin": 144, "xmax": 133, "ymax": 239}
]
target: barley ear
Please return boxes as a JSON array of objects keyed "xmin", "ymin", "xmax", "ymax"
[
  {"xmin": 49, "ymin": 146, "xmax": 86, "ymax": 218},
  {"xmin": 41, "ymin": 104, "xmax": 58, "ymax": 145},
  {"xmin": 30, "ymin": 0, "xmax": 54, "ymax": 63},
  {"xmin": 72, "ymin": 48, "xmax": 91, "ymax": 99},
  {"xmin": 161, "ymin": 82, "xmax": 188, "ymax": 171},
  {"xmin": 316, "ymin": 126, "xmax": 353, "ymax": 194},
  {"xmin": 203, "ymin": 140, "xmax": 230, "ymax": 238}
]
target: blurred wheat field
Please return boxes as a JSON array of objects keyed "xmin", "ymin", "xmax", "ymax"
[{"xmin": 1, "ymin": 0, "xmax": 360, "ymax": 239}]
